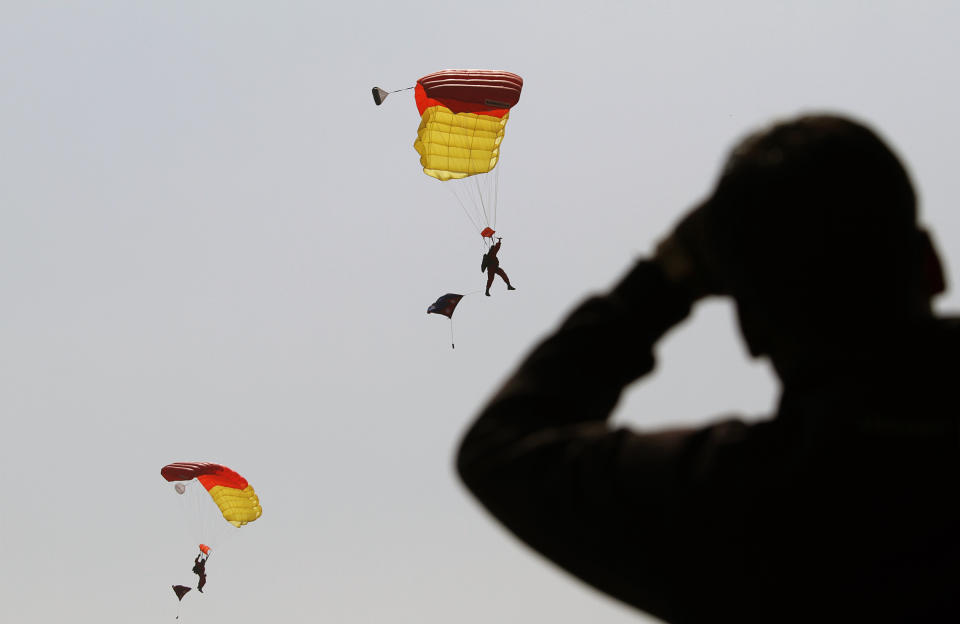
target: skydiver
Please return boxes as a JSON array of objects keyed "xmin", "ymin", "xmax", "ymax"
[
  {"xmin": 482, "ymin": 237, "xmax": 516, "ymax": 296},
  {"xmin": 457, "ymin": 115, "xmax": 957, "ymax": 622},
  {"xmin": 192, "ymin": 552, "xmax": 208, "ymax": 593}
]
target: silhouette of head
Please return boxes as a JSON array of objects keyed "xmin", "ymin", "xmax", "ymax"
[{"xmin": 701, "ymin": 114, "xmax": 944, "ymax": 366}]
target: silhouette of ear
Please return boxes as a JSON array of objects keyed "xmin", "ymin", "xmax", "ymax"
[{"xmin": 917, "ymin": 229, "xmax": 946, "ymax": 297}]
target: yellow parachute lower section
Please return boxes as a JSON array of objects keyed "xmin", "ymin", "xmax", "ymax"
[
  {"xmin": 414, "ymin": 106, "xmax": 509, "ymax": 181},
  {"xmin": 208, "ymin": 484, "xmax": 262, "ymax": 527}
]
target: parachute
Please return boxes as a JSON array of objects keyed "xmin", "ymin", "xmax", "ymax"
[
  {"xmin": 172, "ymin": 585, "xmax": 192, "ymax": 601},
  {"xmin": 172, "ymin": 584, "xmax": 193, "ymax": 619},
  {"xmin": 412, "ymin": 70, "xmax": 523, "ymax": 181},
  {"xmin": 162, "ymin": 460, "xmax": 262, "ymax": 578},
  {"xmin": 162, "ymin": 462, "xmax": 262, "ymax": 528},
  {"xmin": 427, "ymin": 293, "xmax": 466, "ymax": 349},
  {"xmin": 163, "ymin": 463, "xmax": 259, "ymax": 614},
  {"xmin": 374, "ymin": 69, "xmax": 523, "ymax": 243},
  {"xmin": 427, "ymin": 293, "xmax": 463, "ymax": 319}
]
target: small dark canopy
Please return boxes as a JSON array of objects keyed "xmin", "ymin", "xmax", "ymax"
[
  {"xmin": 427, "ymin": 293, "xmax": 463, "ymax": 319},
  {"xmin": 172, "ymin": 585, "xmax": 192, "ymax": 601}
]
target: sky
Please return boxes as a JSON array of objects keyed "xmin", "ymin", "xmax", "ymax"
[{"xmin": 2, "ymin": 1, "xmax": 960, "ymax": 622}]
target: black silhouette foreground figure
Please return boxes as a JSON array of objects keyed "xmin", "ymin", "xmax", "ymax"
[
  {"xmin": 458, "ymin": 115, "xmax": 957, "ymax": 623},
  {"xmin": 192, "ymin": 552, "xmax": 208, "ymax": 593},
  {"xmin": 482, "ymin": 237, "xmax": 516, "ymax": 296}
]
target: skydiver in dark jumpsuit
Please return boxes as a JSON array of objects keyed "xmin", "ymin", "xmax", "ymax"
[
  {"xmin": 483, "ymin": 237, "xmax": 516, "ymax": 296},
  {"xmin": 457, "ymin": 115, "xmax": 958, "ymax": 623},
  {"xmin": 192, "ymin": 553, "xmax": 208, "ymax": 593}
]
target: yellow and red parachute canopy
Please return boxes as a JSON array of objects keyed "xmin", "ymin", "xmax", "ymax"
[
  {"xmin": 161, "ymin": 462, "xmax": 262, "ymax": 528},
  {"xmin": 412, "ymin": 69, "xmax": 523, "ymax": 181}
]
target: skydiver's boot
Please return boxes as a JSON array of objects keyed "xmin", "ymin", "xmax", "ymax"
[
  {"xmin": 507, "ymin": 285, "xmax": 516, "ymax": 290},
  {"xmin": 485, "ymin": 289, "xmax": 490, "ymax": 296}
]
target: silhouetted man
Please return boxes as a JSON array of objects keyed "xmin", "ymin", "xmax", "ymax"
[
  {"xmin": 482, "ymin": 237, "xmax": 516, "ymax": 296},
  {"xmin": 458, "ymin": 115, "xmax": 957, "ymax": 623},
  {"xmin": 192, "ymin": 552, "xmax": 208, "ymax": 593}
]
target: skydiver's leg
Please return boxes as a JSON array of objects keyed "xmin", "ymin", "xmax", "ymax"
[
  {"xmin": 496, "ymin": 268, "xmax": 515, "ymax": 289},
  {"xmin": 197, "ymin": 574, "xmax": 206, "ymax": 593},
  {"xmin": 486, "ymin": 270, "xmax": 495, "ymax": 295}
]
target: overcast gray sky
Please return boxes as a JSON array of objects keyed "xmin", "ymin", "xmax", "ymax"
[{"xmin": 2, "ymin": 1, "xmax": 959, "ymax": 622}]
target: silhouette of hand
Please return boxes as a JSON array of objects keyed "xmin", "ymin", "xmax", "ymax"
[{"xmin": 653, "ymin": 201, "xmax": 723, "ymax": 301}]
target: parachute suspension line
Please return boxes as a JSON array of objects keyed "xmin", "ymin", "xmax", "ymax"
[
  {"xmin": 195, "ymin": 481, "xmax": 214, "ymax": 548},
  {"xmin": 448, "ymin": 186, "xmax": 483, "ymax": 235},
  {"xmin": 447, "ymin": 290, "xmax": 483, "ymax": 349},
  {"xmin": 177, "ymin": 479, "xmax": 231, "ymax": 553},
  {"xmin": 371, "ymin": 85, "xmax": 415, "ymax": 105},
  {"xmin": 492, "ymin": 164, "xmax": 500, "ymax": 231},
  {"xmin": 191, "ymin": 482, "xmax": 209, "ymax": 547},
  {"xmin": 465, "ymin": 112, "xmax": 490, "ymax": 232},
  {"xmin": 475, "ymin": 176, "xmax": 491, "ymax": 231},
  {"xmin": 176, "ymin": 482, "xmax": 198, "ymax": 545},
  {"xmin": 470, "ymin": 180, "xmax": 488, "ymax": 230}
]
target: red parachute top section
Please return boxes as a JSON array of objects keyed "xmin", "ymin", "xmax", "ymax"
[
  {"xmin": 416, "ymin": 70, "xmax": 523, "ymax": 119},
  {"xmin": 161, "ymin": 462, "xmax": 249, "ymax": 491}
]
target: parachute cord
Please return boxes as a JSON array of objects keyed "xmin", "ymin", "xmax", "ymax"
[
  {"xmin": 388, "ymin": 86, "xmax": 415, "ymax": 94},
  {"xmin": 448, "ymin": 187, "xmax": 484, "ymax": 235},
  {"xmin": 446, "ymin": 290, "xmax": 484, "ymax": 349},
  {"xmin": 491, "ymin": 165, "xmax": 499, "ymax": 231},
  {"xmin": 476, "ymin": 176, "xmax": 491, "ymax": 230},
  {"xmin": 462, "ymin": 179, "xmax": 482, "ymax": 229}
]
